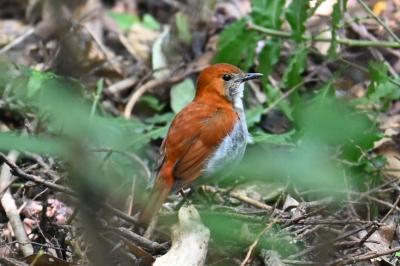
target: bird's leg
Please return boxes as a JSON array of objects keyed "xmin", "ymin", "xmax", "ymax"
[{"xmin": 176, "ymin": 188, "xmax": 192, "ymax": 210}]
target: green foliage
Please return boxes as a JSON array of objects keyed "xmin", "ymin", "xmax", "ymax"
[
  {"xmin": 170, "ymin": 78, "xmax": 196, "ymax": 113},
  {"xmin": 285, "ymin": 0, "xmax": 309, "ymax": 42},
  {"xmin": 0, "ymin": 60, "xmax": 168, "ymax": 193},
  {"xmin": 259, "ymin": 39, "xmax": 282, "ymax": 76},
  {"xmin": 252, "ymin": 0, "xmax": 286, "ymax": 29},
  {"xmin": 282, "ymin": 47, "xmax": 307, "ymax": 88},
  {"xmin": 108, "ymin": 11, "xmax": 140, "ymax": 30},
  {"xmin": 213, "ymin": 19, "xmax": 259, "ymax": 69},
  {"xmin": 107, "ymin": 11, "xmax": 160, "ymax": 31}
]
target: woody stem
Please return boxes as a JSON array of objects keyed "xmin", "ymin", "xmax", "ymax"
[{"xmin": 246, "ymin": 21, "xmax": 400, "ymax": 49}]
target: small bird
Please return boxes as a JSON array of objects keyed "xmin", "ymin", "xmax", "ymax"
[{"xmin": 139, "ymin": 63, "xmax": 262, "ymax": 224}]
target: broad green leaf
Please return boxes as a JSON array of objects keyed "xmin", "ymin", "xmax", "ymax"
[
  {"xmin": 27, "ymin": 70, "xmax": 53, "ymax": 98},
  {"xmin": 285, "ymin": 0, "xmax": 309, "ymax": 42},
  {"xmin": 0, "ymin": 133, "xmax": 65, "ymax": 155},
  {"xmin": 107, "ymin": 11, "xmax": 139, "ymax": 31},
  {"xmin": 142, "ymin": 14, "xmax": 160, "ymax": 31},
  {"xmin": 258, "ymin": 39, "xmax": 282, "ymax": 76},
  {"xmin": 214, "ymin": 20, "xmax": 260, "ymax": 69},
  {"xmin": 170, "ymin": 78, "xmax": 195, "ymax": 113},
  {"xmin": 252, "ymin": 0, "xmax": 286, "ymax": 29},
  {"xmin": 282, "ymin": 48, "xmax": 307, "ymax": 88}
]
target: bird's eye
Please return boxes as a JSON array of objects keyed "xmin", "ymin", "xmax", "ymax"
[{"xmin": 222, "ymin": 74, "xmax": 232, "ymax": 81}]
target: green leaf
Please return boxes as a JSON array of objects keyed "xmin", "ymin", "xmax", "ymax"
[
  {"xmin": 328, "ymin": 0, "xmax": 347, "ymax": 58},
  {"xmin": 140, "ymin": 95, "xmax": 165, "ymax": 111},
  {"xmin": 258, "ymin": 39, "xmax": 282, "ymax": 76},
  {"xmin": 26, "ymin": 70, "xmax": 56, "ymax": 98},
  {"xmin": 282, "ymin": 47, "xmax": 307, "ymax": 88},
  {"xmin": 285, "ymin": 0, "xmax": 309, "ymax": 42},
  {"xmin": 246, "ymin": 105, "xmax": 264, "ymax": 128},
  {"xmin": 369, "ymin": 61, "xmax": 389, "ymax": 83},
  {"xmin": 252, "ymin": 0, "xmax": 286, "ymax": 29},
  {"xmin": 365, "ymin": 62, "xmax": 400, "ymax": 108},
  {"xmin": 107, "ymin": 11, "xmax": 139, "ymax": 31},
  {"xmin": 252, "ymin": 130, "xmax": 294, "ymax": 144},
  {"xmin": 170, "ymin": 78, "xmax": 195, "ymax": 113},
  {"xmin": 145, "ymin": 112, "xmax": 174, "ymax": 124},
  {"xmin": 0, "ymin": 133, "xmax": 65, "ymax": 155},
  {"xmin": 214, "ymin": 19, "xmax": 259, "ymax": 69},
  {"xmin": 142, "ymin": 14, "xmax": 160, "ymax": 31},
  {"xmin": 175, "ymin": 12, "xmax": 192, "ymax": 44}
]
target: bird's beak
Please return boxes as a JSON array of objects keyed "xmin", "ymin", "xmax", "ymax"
[{"xmin": 241, "ymin": 73, "xmax": 263, "ymax": 82}]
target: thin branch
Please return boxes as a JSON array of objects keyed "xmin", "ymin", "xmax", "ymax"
[
  {"xmin": 0, "ymin": 151, "xmax": 34, "ymax": 257},
  {"xmin": 247, "ymin": 21, "xmax": 400, "ymax": 48},
  {"xmin": 0, "ymin": 152, "xmax": 140, "ymax": 225},
  {"xmin": 356, "ymin": 0, "xmax": 400, "ymax": 43}
]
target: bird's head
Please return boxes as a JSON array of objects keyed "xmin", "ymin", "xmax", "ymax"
[{"xmin": 195, "ymin": 63, "xmax": 263, "ymax": 104}]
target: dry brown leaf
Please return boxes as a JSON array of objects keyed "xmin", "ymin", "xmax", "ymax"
[{"xmin": 121, "ymin": 24, "xmax": 160, "ymax": 62}]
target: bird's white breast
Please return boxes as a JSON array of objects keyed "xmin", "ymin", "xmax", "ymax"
[{"xmin": 203, "ymin": 88, "xmax": 250, "ymax": 177}]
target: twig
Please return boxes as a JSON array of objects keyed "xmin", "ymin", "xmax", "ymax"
[
  {"xmin": 240, "ymin": 219, "xmax": 278, "ymax": 266},
  {"xmin": 90, "ymin": 78, "xmax": 104, "ymax": 118},
  {"xmin": 358, "ymin": 222, "xmax": 379, "ymax": 246},
  {"xmin": 247, "ymin": 21, "xmax": 400, "ymax": 48},
  {"xmin": 288, "ymin": 223, "xmax": 372, "ymax": 259},
  {"xmin": 0, "ymin": 153, "xmax": 77, "ymax": 196},
  {"xmin": 366, "ymin": 195, "xmax": 400, "ymax": 212},
  {"xmin": 0, "ymin": 257, "xmax": 29, "ymax": 266},
  {"xmin": 344, "ymin": 14, "xmax": 398, "ymax": 77},
  {"xmin": 380, "ymin": 194, "xmax": 400, "ymax": 223},
  {"xmin": 329, "ymin": 246, "xmax": 400, "ymax": 265},
  {"xmin": 105, "ymin": 226, "xmax": 168, "ymax": 252},
  {"xmin": 106, "ymin": 76, "xmax": 138, "ymax": 94},
  {"xmin": 356, "ymin": 0, "xmax": 400, "ymax": 43},
  {"xmin": 0, "ymin": 151, "xmax": 34, "ymax": 257},
  {"xmin": 123, "ymin": 63, "xmax": 205, "ymax": 118},
  {"xmin": 203, "ymin": 185, "xmax": 278, "ymax": 213},
  {"xmin": 0, "ymin": 28, "xmax": 35, "ymax": 54},
  {"xmin": 90, "ymin": 148, "xmax": 151, "ymax": 181},
  {"xmin": 282, "ymin": 260, "xmax": 320, "ymax": 265},
  {"xmin": 0, "ymin": 152, "xmax": 140, "ymax": 225}
]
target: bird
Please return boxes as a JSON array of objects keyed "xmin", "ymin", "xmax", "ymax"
[{"xmin": 139, "ymin": 63, "xmax": 262, "ymax": 224}]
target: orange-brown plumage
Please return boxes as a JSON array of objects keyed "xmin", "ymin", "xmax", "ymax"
[{"xmin": 139, "ymin": 63, "xmax": 262, "ymax": 224}]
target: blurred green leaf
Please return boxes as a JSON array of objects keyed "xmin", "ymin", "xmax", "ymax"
[
  {"xmin": 361, "ymin": 62, "xmax": 400, "ymax": 109},
  {"xmin": 140, "ymin": 95, "xmax": 166, "ymax": 112},
  {"xmin": 170, "ymin": 78, "xmax": 195, "ymax": 113},
  {"xmin": 145, "ymin": 112, "xmax": 174, "ymax": 124},
  {"xmin": 252, "ymin": 130, "xmax": 294, "ymax": 144},
  {"xmin": 142, "ymin": 14, "xmax": 160, "ymax": 30},
  {"xmin": 246, "ymin": 105, "xmax": 264, "ymax": 128},
  {"xmin": 285, "ymin": 0, "xmax": 309, "ymax": 42},
  {"xmin": 0, "ymin": 133, "xmax": 65, "ymax": 155},
  {"xmin": 214, "ymin": 19, "xmax": 259, "ymax": 69},
  {"xmin": 252, "ymin": 0, "xmax": 286, "ymax": 29},
  {"xmin": 259, "ymin": 39, "xmax": 282, "ymax": 76},
  {"xmin": 107, "ymin": 11, "xmax": 139, "ymax": 31},
  {"xmin": 282, "ymin": 47, "xmax": 307, "ymax": 88}
]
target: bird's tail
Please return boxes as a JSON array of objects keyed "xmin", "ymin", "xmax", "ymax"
[{"xmin": 139, "ymin": 177, "xmax": 173, "ymax": 225}]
